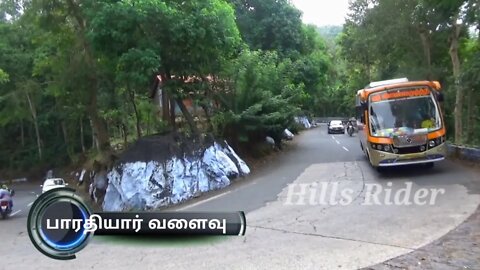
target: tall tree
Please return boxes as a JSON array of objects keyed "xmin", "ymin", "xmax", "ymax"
[{"xmin": 230, "ymin": 0, "xmax": 305, "ymax": 58}]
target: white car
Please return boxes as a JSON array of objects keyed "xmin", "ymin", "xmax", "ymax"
[
  {"xmin": 41, "ymin": 178, "xmax": 68, "ymax": 193},
  {"xmin": 327, "ymin": 120, "xmax": 345, "ymax": 134}
]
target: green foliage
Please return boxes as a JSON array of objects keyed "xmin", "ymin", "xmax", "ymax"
[
  {"xmin": 0, "ymin": 69, "xmax": 8, "ymax": 83},
  {"xmin": 230, "ymin": 0, "xmax": 305, "ymax": 58},
  {"xmin": 0, "ymin": 0, "xmax": 338, "ymax": 171},
  {"xmin": 212, "ymin": 50, "xmax": 302, "ymax": 145},
  {"xmin": 339, "ymin": 0, "xmax": 480, "ymax": 145}
]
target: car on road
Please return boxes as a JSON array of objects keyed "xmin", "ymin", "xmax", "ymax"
[
  {"xmin": 327, "ymin": 120, "xmax": 345, "ymax": 134},
  {"xmin": 41, "ymin": 178, "xmax": 68, "ymax": 193}
]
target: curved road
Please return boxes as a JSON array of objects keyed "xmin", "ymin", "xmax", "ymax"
[{"xmin": 2, "ymin": 125, "xmax": 480, "ymax": 269}]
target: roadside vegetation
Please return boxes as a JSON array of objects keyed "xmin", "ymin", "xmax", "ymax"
[
  {"xmin": 0, "ymin": 0, "xmax": 479, "ymax": 176},
  {"xmin": 340, "ymin": 0, "xmax": 480, "ymax": 146}
]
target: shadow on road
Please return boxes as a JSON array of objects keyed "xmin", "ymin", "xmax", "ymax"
[{"xmin": 375, "ymin": 164, "xmax": 447, "ymax": 179}]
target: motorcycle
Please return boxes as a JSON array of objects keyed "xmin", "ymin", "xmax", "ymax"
[
  {"xmin": 0, "ymin": 189, "xmax": 14, "ymax": 219},
  {"xmin": 347, "ymin": 123, "xmax": 355, "ymax": 137}
]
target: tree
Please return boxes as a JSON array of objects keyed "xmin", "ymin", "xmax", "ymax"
[
  {"xmin": 340, "ymin": 0, "xmax": 480, "ymax": 144},
  {"xmin": 422, "ymin": 0, "xmax": 473, "ymax": 144},
  {"xmin": 91, "ymin": 0, "xmax": 241, "ymax": 137},
  {"xmin": 32, "ymin": 0, "xmax": 111, "ymax": 153},
  {"xmin": 230, "ymin": 0, "xmax": 305, "ymax": 58},
  {"xmin": 213, "ymin": 50, "xmax": 302, "ymax": 148}
]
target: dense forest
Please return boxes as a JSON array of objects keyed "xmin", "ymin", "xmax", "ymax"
[{"xmin": 0, "ymin": 0, "xmax": 479, "ymax": 174}]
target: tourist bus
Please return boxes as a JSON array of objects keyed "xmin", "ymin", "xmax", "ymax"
[{"xmin": 355, "ymin": 78, "xmax": 446, "ymax": 169}]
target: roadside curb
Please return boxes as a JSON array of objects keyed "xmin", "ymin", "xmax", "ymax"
[{"xmin": 447, "ymin": 144, "xmax": 480, "ymax": 161}]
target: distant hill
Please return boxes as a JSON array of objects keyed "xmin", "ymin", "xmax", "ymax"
[{"xmin": 317, "ymin": 25, "xmax": 343, "ymax": 42}]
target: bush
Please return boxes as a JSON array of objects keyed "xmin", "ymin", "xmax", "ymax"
[{"xmin": 213, "ymin": 50, "xmax": 303, "ymax": 147}]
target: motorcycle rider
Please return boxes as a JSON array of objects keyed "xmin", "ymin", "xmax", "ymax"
[
  {"xmin": 0, "ymin": 184, "xmax": 13, "ymax": 209},
  {"xmin": 347, "ymin": 118, "xmax": 355, "ymax": 135}
]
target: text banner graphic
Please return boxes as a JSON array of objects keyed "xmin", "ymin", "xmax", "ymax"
[
  {"xmin": 28, "ymin": 188, "xmax": 247, "ymax": 260},
  {"xmin": 77, "ymin": 212, "xmax": 247, "ymax": 236}
]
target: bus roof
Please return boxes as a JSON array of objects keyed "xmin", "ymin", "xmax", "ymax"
[
  {"xmin": 356, "ymin": 80, "xmax": 441, "ymax": 101},
  {"xmin": 367, "ymin": 78, "xmax": 409, "ymax": 88}
]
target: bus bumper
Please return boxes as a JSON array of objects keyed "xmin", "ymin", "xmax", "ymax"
[{"xmin": 369, "ymin": 143, "xmax": 447, "ymax": 167}]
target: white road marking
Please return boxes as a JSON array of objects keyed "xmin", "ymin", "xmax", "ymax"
[
  {"xmin": 10, "ymin": 210, "xmax": 21, "ymax": 217},
  {"xmin": 343, "ymin": 146, "xmax": 350, "ymax": 152},
  {"xmin": 28, "ymin": 202, "xmax": 34, "ymax": 207},
  {"xmin": 336, "ymin": 140, "xmax": 340, "ymax": 145},
  {"xmin": 331, "ymin": 135, "xmax": 335, "ymax": 139},
  {"xmin": 177, "ymin": 191, "xmax": 232, "ymax": 211}
]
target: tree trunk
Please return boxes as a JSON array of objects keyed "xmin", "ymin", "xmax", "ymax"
[
  {"xmin": 87, "ymin": 91, "xmax": 110, "ymax": 151},
  {"xmin": 170, "ymin": 96, "xmax": 176, "ymax": 131},
  {"xmin": 201, "ymin": 103, "xmax": 213, "ymax": 131},
  {"xmin": 450, "ymin": 19, "xmax": 463, "ymax": 144},
  {"xmin": 175, "ymin": 98, "xmax": 200, "ymax": 136},
  {"xmin": 201, "ymin": 77, "xmax": 214, "ymax": 131},
  {"xmin": 61, "ymin": 121, "xmax": 68, "ymax": 146},
  {"xmin": 66, "ymin": 0, "xmax": 110, "ymax": 153},
  {"xmin": 160, "ymin": 74, "xmax": 170, "ymax": 124},
  {"xmin": 25, "ymin": 91, "xmax": 42, "ymax": 160},
  {"xmin": 466, "ymin": 87, "xmax": 474, "ymax": 141},
  {"xmin": 80, "ymin": 118, "xmax": 86, "ymax": 153},
  {"xmin": 418, "ymin": 29, "xmax": 432, "ymax": 79},
  {"xmin": 128, "ymin": 89, "xmax": 142, "ymax": 139},
  {"xmin": 90, "ymin": 119, "xmax": 98, "ymax": 150},
  {"xmin": 20, "ymin": 119, "xmax": 25, "ymax": 147},
  {"xmin": 122, "ymin": 123, "xmax": 128, "ymax": 146}
]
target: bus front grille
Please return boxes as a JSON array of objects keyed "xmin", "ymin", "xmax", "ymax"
[
  {"xmin": 393, "ymin": 134, "xmax": 427, "ymax": 148},
  {"xmin": 394, "ymin": 145, "xmax": 427, "ymax": 154}
]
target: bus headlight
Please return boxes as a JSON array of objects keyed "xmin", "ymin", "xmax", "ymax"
[
  {"xmin": 370, "ymin": 143, "xmax": 393, "ymax": 153},
  {"xmin": 429, "ymin": 136, "xmax": 444, "ymax": 149}
]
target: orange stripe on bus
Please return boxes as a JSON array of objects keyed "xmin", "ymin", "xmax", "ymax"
[
  {"xmin": 427, "ymin": 128, "xmax": 446, "ymax": 139},
  {"xmin": 368, "ymin": 136, "xmax": 393, "ymax": 144},
  {"xmin": 371, "ymin": 88, "xmax": 430, "ymax": 102}
]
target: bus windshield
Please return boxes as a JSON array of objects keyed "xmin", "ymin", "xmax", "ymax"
[{"xmin": 369, "ymin": 89, "xmax": 441, "ymax": 137}]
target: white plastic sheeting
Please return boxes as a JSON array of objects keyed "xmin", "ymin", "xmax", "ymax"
[
  {"xmin": 103, "ymin": 142, "xmax": 250, "ymax": 211},
  {"xmin": 283, "ymin": 129, "xmax": 294, "ymax": 140},
  {"xmin": 295, "ymin": 116, "xmax": 312, "ymax": 129}
]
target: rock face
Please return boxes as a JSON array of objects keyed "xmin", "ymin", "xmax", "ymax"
[{"xmin": 103, "ymin": 141, "xmax": 250, "ymax": 211}]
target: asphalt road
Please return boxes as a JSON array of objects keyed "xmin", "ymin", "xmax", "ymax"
[{"xmin": 2, "ymin": 125, "xmax": 479, "ymax": 270}]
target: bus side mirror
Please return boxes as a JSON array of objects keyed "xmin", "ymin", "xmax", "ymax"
[
  {"xmin": 437, "ymin": 92, "xmax": 444, "ymax": 102},
  {"xmin": 361, "ymin": 101, "xmax": 368, "ymax": 111}
]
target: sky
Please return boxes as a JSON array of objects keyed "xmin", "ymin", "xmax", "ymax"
[{"xmin": 291, "ymin": 0, "xmax": 350, "ymax": 26}]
